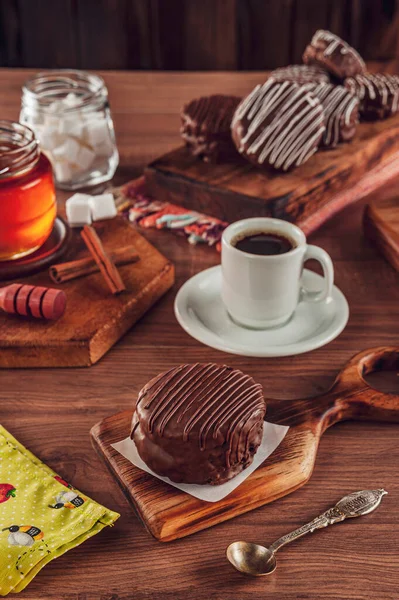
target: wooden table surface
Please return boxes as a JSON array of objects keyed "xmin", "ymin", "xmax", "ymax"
[{"xmin": 1, "ymin": 69, "xmax": 398, "ymax": 600}]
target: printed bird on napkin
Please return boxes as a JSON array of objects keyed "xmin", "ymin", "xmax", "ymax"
[{"xmin": 0, "ymin": 425, "xmax": 119, "ymax": 596}]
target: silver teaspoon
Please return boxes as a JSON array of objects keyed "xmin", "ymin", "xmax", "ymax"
[{"xmin": 227, "ymin": 488, "xmax": 387, "ymax": 576}]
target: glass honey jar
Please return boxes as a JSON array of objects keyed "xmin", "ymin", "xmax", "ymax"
[{"xmin": 0, "ymin": 120, "xmax": 56, "ymax": 261}]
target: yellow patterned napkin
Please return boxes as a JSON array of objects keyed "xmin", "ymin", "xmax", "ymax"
[{"xmin": 0, "ymin": 426, "xmax": 119, "ymax": 596}]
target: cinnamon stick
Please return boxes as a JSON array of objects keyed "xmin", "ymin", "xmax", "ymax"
[
  {"xmin": 80, "ymin": 225, "xmax": 126, "ymax": 294},
  {"xmin": 49, "ymin": 247, "xmax": 139, "ymax": 284}
]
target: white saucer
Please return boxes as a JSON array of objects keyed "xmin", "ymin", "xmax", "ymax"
[{"xmin": 174, "ymin": 266, "xmax": 349, "ymax": 357}]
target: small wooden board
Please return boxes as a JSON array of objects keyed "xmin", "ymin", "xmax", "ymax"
[
  {"xmin": 145, "ymin": 115, "xmax": 399, "ymax": 234},
  {"xmin": 364, "ymin": 198, "xmax": 399, "ymax": 272},
  {"xmin": 0, "ymin": 217, "xmax": 174, "ymax": 368},
  {"xmin": 91, "ymin": 347, "xmax": 399, "ymax": 542}
]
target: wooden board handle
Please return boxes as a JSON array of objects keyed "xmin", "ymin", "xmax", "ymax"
[{"xmin": 319, "ymin": 347, "xmax": 399, "ymax": 432}]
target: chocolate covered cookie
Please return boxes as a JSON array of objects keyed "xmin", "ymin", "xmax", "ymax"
[
  {"xmin": 303, "ymin": 30, "xmax": 366, "ymax": 80},
  {"xmin": 180, "ymin": 94, "xmax": 241, "ymax": 162},
  {"xmin": 231, "ymin": 79, "xmax": 325, "ymax": 171},
  {"xmin": 306, "ymin": 83, "xmax": 359, "ymax": 147},
  {"xmin": 131, "ymin": 363, "xmax": 266, "ymax": 485},
  {"xmin": 344, "ymin": 73, "xmax": 399, "ymax": 120},
  {"xmin": 270, "ymin": 64, "xmax": 330, "ymax": 85}
]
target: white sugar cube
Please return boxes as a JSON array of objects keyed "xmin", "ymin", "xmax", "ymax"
[
  {"xmin": 89, "ymin": 193, "xmax": 117, "ymax": 221},
  {"xmin": 53, "ymin": 161, "xmax": 72, "ymax": 183},
  {"xmin": 63, "ymin": 92, "xmax": 81, "ymax": 108},
  {"xmin": 76, "ymin": 145, "xmax": 95, "ymax": 170},
  {"xmin": 38, "ymin": 127, "xmax": 64, "ymax": 150},
  {"xmin": 58, "ymin": 117, "xmax": 83, "ymax": 137},
  {"xmin": 48, "ymin": 99, "xmax": 64, "ymax": 113},
  {"xmin": 56, "ymin": 137, "xmax": 81, "ymax": 163},
  {"xmin": 52, "ymin": 144, "xmax": 68, "ymax": 160},
  {"xmin": 66, "ymin": 193, "xmax": 92, "ymax": 227},
  {"xmin": 43, "ymin": 117, "xmax": 62, "ymax": 138},
  {"xmin": 85, "ymin": 119, "xmax": 110, "ymax": 149},
  {"xmin": 81, "ymin": 110, "xmax": 103, "ymax": 123}
]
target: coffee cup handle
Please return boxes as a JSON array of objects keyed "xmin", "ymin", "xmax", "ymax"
[{"xmin": 301, "ymin": 245, "xmax": 334, "ymax": 303}]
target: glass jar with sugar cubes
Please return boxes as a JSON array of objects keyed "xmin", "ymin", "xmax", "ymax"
[{"xmin": 20, "ymin": 70, "xmax": 119, "ymax": 190}]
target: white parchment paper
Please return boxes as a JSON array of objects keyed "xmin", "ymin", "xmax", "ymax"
[{"xmin": 111, "ymin": 421, "xmax": 289, "ymax": 503}]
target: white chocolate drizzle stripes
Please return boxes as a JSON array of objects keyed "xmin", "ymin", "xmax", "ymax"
[
  {"xmin": 310, "ymin": 30, "xmax": 366, "ymax": 70},
  {"xmin": 271, "ymin": 64, "xmax": 330, "ymax": 84},
  {"xmin": 232, "ymin": 79, "xmax": 325, "ymax": 171},
  {"xmin": 345, "ymin": 74, "xmax": 399, "ymax": 114},
  {"xmin": 305, "ymin": 83, "xmax": 359, "ymax": 147},
  {"xmin": 137, "ymin": 364, "xmax": 265, "ymax": 462}
]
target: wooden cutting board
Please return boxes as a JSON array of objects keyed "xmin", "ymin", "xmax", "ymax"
[
  {"xmin": 364, "ymin": 198, "xmax": 399, "ymax": 271},
  {"xmin": 0, "ymin": 217, "xmax": 174, "ymax": 368},
  {"xmin": 145, "ymin": 115, "xmax": 399, "ymax": 234},
  {"xmin": 91, "ymin": 346, "xmax": 399, "ymax": 542}
]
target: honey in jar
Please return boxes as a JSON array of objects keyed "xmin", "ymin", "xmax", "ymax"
[{"xmin": 0, "ymin": 120, "xmax": 56, "ymax": 261}]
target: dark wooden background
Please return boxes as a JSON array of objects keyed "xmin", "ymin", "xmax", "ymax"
[{"xmin": 1, "ymin": 0, "xmax": 399, "ymax": 71}]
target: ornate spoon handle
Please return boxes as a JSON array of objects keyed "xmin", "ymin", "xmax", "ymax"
[{"xmin": 268, "ymin": 489, "xmax": 387, "ymax": 554}]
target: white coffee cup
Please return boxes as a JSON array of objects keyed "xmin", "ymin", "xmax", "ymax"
[{"xmin": 221, "ymin": 217, "xmax": 334, "ymax": 329}]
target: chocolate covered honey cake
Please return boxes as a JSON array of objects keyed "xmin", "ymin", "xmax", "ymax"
[
  {"xmin": 180, "ymin": 95, "xmax": 241, "ymax": 162},
  {"xmin": 303, "ymin": 30, "xmax": 366, "ymax": 80},
  {"xmin": 344, "ymin": 73, "xmax": 399, "ymax": 120},
  {"xmin": 231, "ymin": 79, "xmax": 325, "ymax": 171},
  {"xmin": 131, "ymin": 364, "xmax": 266, "ymax": 485}
]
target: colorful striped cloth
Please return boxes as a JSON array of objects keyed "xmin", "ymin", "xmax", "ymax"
[{"xmin": 112, "ymin": 176, "xmax": 227, "ymax": 252}]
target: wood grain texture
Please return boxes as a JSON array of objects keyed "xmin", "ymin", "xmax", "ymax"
[
  {"xmin": 91, "ymin": 347, "xmax": 399, "ymax": 542},
  {"xmin": 291, "ymin": 0, "xmax": 330, "ymax": 63},
  {"xmin": 0, "ymin": 218, "xmax": 174, "ymax": 367},
  {"xmin": 363, "ymin": 197, "xmax": 399, "ymax": 271},
  {"xmin": 184, "ymin": 0, "xmax": 237, "ymax": 70},
  {"xmin": 328, "ymin": 0, "xmax": 352, "ymax": 43},
  {"xmin": 0, "ymin": 69, "xmax": 398, "ymax": 599},
  {"xmin": 237, "ymin": 0, "xmax": 294, "ymax": 70},
  {"xmin": 1, "ymin": 0, "xmax": 399, "ymax": 70},
  {"xmin": 0, "ymin": 0, "xmax": 20, "ymax": 67},
  {"xmin": 144, "ymin": 114, "xmax": 399, "ymax": 229},
  {"xmin": 150, "ymin": 0, "xmax": 185, "ymax": 70},
  {"xmin": 355, "ymin": 0, "xmax": 399, "ymax": 60},
  {"xmin": 77, "ymin": 0, "xmax": 130, "ymax": 70},
  {"xmin": 17, "ymin": 0, "xmax": 78, "ymax": 68}
]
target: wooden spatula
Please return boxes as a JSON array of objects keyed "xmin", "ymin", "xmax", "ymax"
[{"xmin": 91, "ymin": 346, "xmax": 399, "ymax": 542}]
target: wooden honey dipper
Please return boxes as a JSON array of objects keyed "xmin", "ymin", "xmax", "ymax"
[{"xmin": 0, "ymin": 283, "xmax": 66, "ymax": 320}]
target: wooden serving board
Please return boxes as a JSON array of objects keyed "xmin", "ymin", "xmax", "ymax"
[
  {"xmin": 0, "ymin": 217, "xmax": 174, "ymax": 368},
  {"xmin": 91, "ymin": 346, "xmax": 399, "ymax": 542},
  {"xmin": 364, "ymin": 197, "xmax": 399, "ymax": 272},
  {"xmin": 145, "ymin": 115, "xmax": 399, "ymax": 234}
]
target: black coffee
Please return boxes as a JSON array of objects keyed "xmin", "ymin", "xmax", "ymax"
[{"xmin": 232, "ymin": 231, "xmax": 293, "ymax": 256}]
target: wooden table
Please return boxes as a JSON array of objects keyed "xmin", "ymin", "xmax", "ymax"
[{"xmin": 1, "ymin": 69, "xmax": 398, "ymax": 600}]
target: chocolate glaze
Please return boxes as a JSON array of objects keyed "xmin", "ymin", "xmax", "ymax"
[
  {"xmin": 303, "ymin": 30, "xmax": 366, "ymax": 80},
  {"xmin": 344, "ymin": 73, "xmax": 399, "ymax": 120},
  {"xmin": 131, "ymin": 364, "xmax": 266, "ymax": 485},
  {"xmin": 180, "ymin": 95, "xmax": 241, "ymax": 162},
  {"xmin": 270, "ymin": 64, "xmax": 330, "ymax": 85},
  {"xmin": 231, "ymin": 79, "xmax": 325, "ymax": 171},
  {"xmin": 305, "ymin": 83, "xmax": 359, "ymax": 147}
]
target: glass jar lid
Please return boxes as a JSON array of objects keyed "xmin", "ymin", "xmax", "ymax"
[
  {"xmin": 0, "ymin": 120, "xmax": 40, "ymax": 179},
  {"xmin": 21, "ymin": 69, "xmax": 108, "ymax": 114}
]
